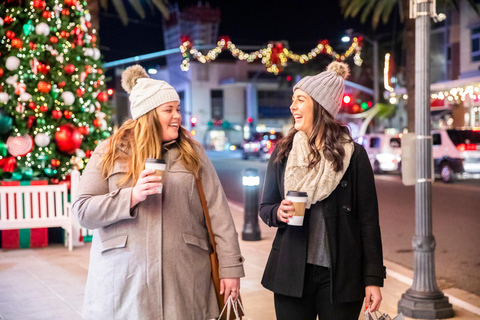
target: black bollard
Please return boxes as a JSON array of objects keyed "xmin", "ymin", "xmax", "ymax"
[{"xmin": 242, "ymin": 168, "xmax": 261, "ymax": 241}]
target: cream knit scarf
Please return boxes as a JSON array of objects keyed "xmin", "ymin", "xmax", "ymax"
[{"xmin": 284, "ymin": 131, "xmax": 354, "ymax": 209}]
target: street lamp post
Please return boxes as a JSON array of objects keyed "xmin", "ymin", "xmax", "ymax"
[
  {"xmin": 242, "ymin": 168, "xmax": 261, "ymax": 241},
  {"xmin": 397, "ymin": 0, "xmax": 453, "ymax": 318},
  {"xmin": 343, "ymin": 30, "xmax": 379, "ymax": 106}
]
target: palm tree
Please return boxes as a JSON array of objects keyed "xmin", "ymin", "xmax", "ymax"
[
  {"xmin": 341, "ymin": 0, "xmax": 478, "ymax": 132},
  {"xmin": 86, "ymin": 0, "xmax": 170, "ymax": 30}
]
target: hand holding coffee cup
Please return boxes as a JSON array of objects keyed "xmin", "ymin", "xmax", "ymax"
[
  {"xmin": 285, "ymin": 191, "xmax": 308, "ymax": 226},
  {"xmin": 130, "ymin": 159, "xmax": 166, "ymax": 208},
  {"xmin": 276, "ymin": 199, "xmax": 296, "ymax": 224}
]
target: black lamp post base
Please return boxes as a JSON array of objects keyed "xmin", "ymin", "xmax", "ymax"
[
  {"xmin": 398, "ymin": 292, "xmax": 454, "ymax": 319},
  {"xmin": 242, "ymin": 226, "xmax": 261, "ymax": 241}
]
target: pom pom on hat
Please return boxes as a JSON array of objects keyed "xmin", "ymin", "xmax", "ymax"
[
  {"xmin": 327, "ymin": 61, "xmax": 350, "ymax": 80},
  {"xmin": 121, "ymin": 65, "xmax": 149, "ymax": 94}
]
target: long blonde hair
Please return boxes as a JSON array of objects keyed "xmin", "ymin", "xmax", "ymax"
[{"xmin": 100, "ymin": 109, "xmax": 201, "ymax": 187}]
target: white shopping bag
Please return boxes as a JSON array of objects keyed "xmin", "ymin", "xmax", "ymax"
[
  {"xmin": 365, "ymin": 306, "xmax": 405, "ymax": 320},
  {"xmin": 217, "ymin": 296, "xmax": 252, "ymax": 320}
]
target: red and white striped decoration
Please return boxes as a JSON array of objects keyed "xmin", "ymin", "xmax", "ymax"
[{"xmin": 7, "ymin": 134, "xmax": 34, "ymax": 157}]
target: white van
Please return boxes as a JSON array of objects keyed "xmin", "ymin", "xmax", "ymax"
[
  {"xmin": 432, "ymin": 129, "xmax": 480, "ymax": 182},
  {"xmin": 356, "ymin": 134, "xmax": 402, "ymax": 173}
]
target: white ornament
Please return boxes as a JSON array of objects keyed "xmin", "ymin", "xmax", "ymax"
[
  {"xmin": 14, "ymin": 83, "xmax": 27, "ymax": 95},
  {"xmin": 0, "ymin": 17, "xmax": 4, "ymax": 27},
  {"xmin": 61, "ymin": 91, "xmax": 75, "ymax": 106},
  {"xmin": 35, "ymin": 22, "xmax": 50, "ymax": 36},
  {"xmin": 0, "ymin": 92, "xmax": 9, "ymax": 103},
  {"xmin": 92, "ymin": 48, "xmax": 101, "ymax": 60},
  {"xmin": 88, "ymin": 105, "xmax": 95, "ymax": 113},
  {"xmin": 51, "ymin": 49, "xmax": 59, "ymax": 56},
  {"xmin": 16, "ymin": 103, "xmax": 25, "ymax": 113},
  {"xmin": 6, "ymin": 56, "xmax": 20, "ymax": 71},
  {"xmin": 56, "ymin": 55, "xmax": 64, "ymax": 63},
  {"xmin": 80, "ymin": 72, "xmax": 87, "ymax": 82},
  {"xmin": 76, "ymin": 149, "xmax": 86, "ymax": 158},
  {"xmin": 95, "ymin": 111, "xmax": 106, "ymax": 120},
  {"xmin": 6, "ymin": 74, "xmax": 18, "ymax": 85},
  {"xmin": 100, "ymin": 119, "xmax": 108, "ymax": 131},
  {"xmin": 34, "ymin": 133, "xmax": 51, "ymax": 147},
  {"xmin": 84, "ymin": 48, "xmax": 93, "ymax": 57},
  {"xmin": 85, "ymin": 12, "xmax": 91, "ymax": 22},
  {"xmin": 80, "ymin": 17, "xmax": 88, "ymax": 32},
  {"xmin": 19, "ymin": 92, "xmax": 32, "ymax": 102}
]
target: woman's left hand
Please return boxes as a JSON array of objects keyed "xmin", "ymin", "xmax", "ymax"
[
  {"xmin": 365, "ymin": 285, "xmax": 382, "ymax": 312},
  {"xmin": 220, "ymin": 277, "xmax": 240, "ymax": 303}
]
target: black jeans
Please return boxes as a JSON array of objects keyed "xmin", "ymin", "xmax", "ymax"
[{"xmin": 274, "ymin": 264, "xmax": 363, "ymax": 320}]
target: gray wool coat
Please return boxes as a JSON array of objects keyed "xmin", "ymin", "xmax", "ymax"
[{"xmin": 73, "ymin": 140, "xmax": 245, "ymax": 320}]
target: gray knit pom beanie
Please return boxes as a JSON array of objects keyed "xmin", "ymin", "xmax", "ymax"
[
  {"xmin": 293, "ymin": 61, "xmax": 350, "ymax": 118},
  {"xmin": 121, "ymin": 65, "xmax": 180, "ymax": 120}
]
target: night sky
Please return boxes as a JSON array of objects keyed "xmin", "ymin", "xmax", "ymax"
[{"xmin": 99, "ymin": 0, "xmax": 401, "ymax": 63}]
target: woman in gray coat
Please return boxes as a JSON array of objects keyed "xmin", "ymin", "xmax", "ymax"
[{"xmin": 73, "ymin": 65, "xmax": 245, "ymax": 320}]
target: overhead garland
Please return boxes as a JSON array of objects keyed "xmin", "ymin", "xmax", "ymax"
[{"xmin": 180, "ymin": 36, "xmax": 363, "ymax": 75}]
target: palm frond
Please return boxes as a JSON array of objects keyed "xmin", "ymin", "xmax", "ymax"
[
  {"xmin": 111, "ymin": 0, "xmax": 129, "ymax": 25},
  {"xmin": 360, "ymin": 0, "xmax": 379, "ymax": 24},
  {"xmin": 372, "ymin": 0, "xmax": 390, "ymax": 29},
  {"xmin": 381, "ymin": 0, "xmax": 397, "ymax": 24},
  {"xmin": 343, "ymin": 0, "xmax": 369, "ymax": 18},
  {"xmin": 128, "ymin": 0, "xmax": 146, "ymax": 19},
  {"xmin": 151, "ymin": 0, "xmax": 170, "ymax": 19},
  {"xmin": 466, "ymin": 0, "xmax": 479, "ymax": 14}
]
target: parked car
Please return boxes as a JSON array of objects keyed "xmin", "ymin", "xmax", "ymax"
[
  {"xmin": 356, "ymin": 133, "xmax": 402, "ymax": 174},
  {"xmin": 242, "ymin": 131, "xmax": 284, "ymax": 161},
  {"xmin": 432, "ymin": 128, "xmax": 480, "ymax": 183}
]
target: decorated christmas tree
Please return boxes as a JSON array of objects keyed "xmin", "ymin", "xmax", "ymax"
[{"xmin": 0, "ymin": 0, "xmax": 112, "ymax": 184}]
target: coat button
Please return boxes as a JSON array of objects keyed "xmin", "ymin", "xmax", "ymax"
[
  {"xmin": 341, "ymin": 180, "xmax": 348, "ymax": 188},
  {"xmin": 266, "ymin": 218, "xmax": 270, "ymax": 224},
  {"xmin": 343, "ymin": 205, "xmax": 351, "ymax": 213},
  {"xmin": 239, "ymin": 257, "xmax": 243, "ymax": 262}
]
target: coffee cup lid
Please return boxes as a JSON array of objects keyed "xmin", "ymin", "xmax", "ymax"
[
  {"xmin": 146, "ymin": 158, "xmax": 166, "ymax": 164},
  {"xmin": 286, "ymin": 190, "xmax": 308, "ymax": 197}
]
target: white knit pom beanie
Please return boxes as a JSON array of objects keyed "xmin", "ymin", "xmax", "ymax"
[
  {"xmin": 293, "ymin": 61, "xmax": 350, "ymax": 118},
  {"xmin": 121, "ymin": 65, "xmax": 180, "ymax": 120}
]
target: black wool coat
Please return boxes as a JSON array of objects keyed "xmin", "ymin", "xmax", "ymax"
[{"xmin": 259, "ymin": 143, "xmax": 386, "ymax": 303}]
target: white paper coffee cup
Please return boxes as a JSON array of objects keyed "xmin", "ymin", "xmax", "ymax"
[
  {"xmin": 145, "ymin": 158, "xmax": 166, "ymax": 194},
  {"xmin": 286, "ymin": 191, "xmax": 308, "ymax": 226}
]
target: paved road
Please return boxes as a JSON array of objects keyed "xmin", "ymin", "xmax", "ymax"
[{"xmin": 210, "ymin": 154, "xmax": 480, "ymax": 297}]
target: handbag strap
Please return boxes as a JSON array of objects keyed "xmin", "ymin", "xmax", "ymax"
[{"xmin": 195, "ymin": 177, "xmax": 217, "ymax": 254}]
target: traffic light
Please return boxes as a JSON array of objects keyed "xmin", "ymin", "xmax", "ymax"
[{"xmin": 343, "ymin": 95, "xmax": 352, "ymax": 105}]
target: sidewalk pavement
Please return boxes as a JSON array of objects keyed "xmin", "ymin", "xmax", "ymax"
[{"xmin": 0, "ymin": 202, "xmax": 479, "ymax": 320}]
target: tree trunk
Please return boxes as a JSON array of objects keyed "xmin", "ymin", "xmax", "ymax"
[
  {"xmin": 403, "ymin": 0, "xmax": 416, "ymax": 133},
  {"xmin": 86, "ymin": 0, "xmax": 100, "ymax": 31}
]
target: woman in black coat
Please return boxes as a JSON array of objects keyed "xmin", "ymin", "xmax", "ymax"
[{"xmin": 260, "ymin": 62, "xmax": 386, "ymax": 320}]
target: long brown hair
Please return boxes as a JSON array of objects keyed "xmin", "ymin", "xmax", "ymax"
[
  {"xmin": 100, "ymin": 109, "xmax": 201, "ymax": 187},
  {"xmin": 275, "ymin": 100, "xmax": 353, "ymax": 172}
]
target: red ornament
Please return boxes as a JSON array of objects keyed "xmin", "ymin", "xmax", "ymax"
[
  {"xmin": 27, "ymin": 116, "xmax": 36, "ymax": 129},
  {"xmin": 97, "ymin": 69, "xmax": 103, "ymax": 75},
  {"xmin": 85, "ymin": 22, "xmax": 91, "ymax": 29},
  {"xmin": 64, "ymin": 0, "xmax": 77, "ymax": 6},
  {"xmin": 38, "ymin": 63, "xmax": 50, "ymax": 74},
  {"xmin": 29, "ymin": 102, "xmax": 36, "ymax": 110},
  {"xmin": 64, "ymin": 110, "xmax": 73, "ymax": 119},
  {"xmin": 33, "ymin": 0, "xmax": 46, "ymax": 9},
  {"xmin": 42, "ymin": 11, "xmax": 52, "ymax": 19},
  {"xmin": 85, "ymin": 150, "xmax": 93, "ymax": 158},
  {"xmin": 37, "ymin": 81, "xmax": 51, "ymax": 93},
  {"xmin": 0, "ymin": 157, "xmax": 17, "ymax": 173},
  {"xmin": 11, "ymin": 38, "xmax": 22, "ymax": 49},
  {"xmin": 71, "ymin": 43, "xmax": 75, "ymax": 49},
  {"xmin": 6, "ymin": 30, "xmax": 15, "ymax": 40},
  {"xmin": 76, "ymin": 88, "xmax": 85, "ymax": 97},
  {"xmin": 50, "ymin": 178, "xmax": 59, "ymax": 184},
  {"xmin": 79, "ymin": 126, "xmax": 90, "ymax": 135},
  {"xmin": 58, "ymin": 179, "xmax": 71, "ymax": 189},
  {"xmin": 62, "ymin": 9, "xmax": 70, "ymax": 15},
  {"xmin": 219, "ymin": 36, "xmax": 231, "ymax": 48},
  {"xmin": 29, "ymin": 42, "xmax": 37, "ymax": 50},
  {"xmin": 85, "ymin": 65, "xmax": 92, "ymax": 74},
  {"xmin": 97, "ymin": 92, "xmax": 108, "ymax": 102},
  {"xmin": 55, "ymin": 124, "xmax": 83, "ymax": 154},
  {"xmin": 91, "ymin": 35, "xmax": 97, "ymax": 43},
  {"xmin": 39, "ymin": 105, "xmax": 48, "ymax": 112},
  {"xmin": 51, "ymin": 159, "xmax": 61, "ymax": 167},
  {"xmin": 4, "ymin": 16, "xmax": 13, "ymax": 24},
  {"xmin": 58, "ymin": 81, "xmax": 66, "ymax": 88},
  {"xmin": 50, "ymin": 36, "xmax": 58, "ymax": 44},
  {"xmin": 93, "ymin": 119, "xmax": 102, "ymax": 128},
  {"xmin": 64, "ymin": 64, "xmax": 75, "ymax": 74},
  {"xmin": 52, "ymin": 109, "xmax": 62, "ymax": 119},
  {"xmin": 0, "ymin": 68, "xmax": 3, "ymax": 77}
]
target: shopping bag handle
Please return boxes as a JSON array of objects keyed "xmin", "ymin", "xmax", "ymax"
[{"xmin": 218, "ymin": 296, "xmax": 242, "ymax": 320}]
